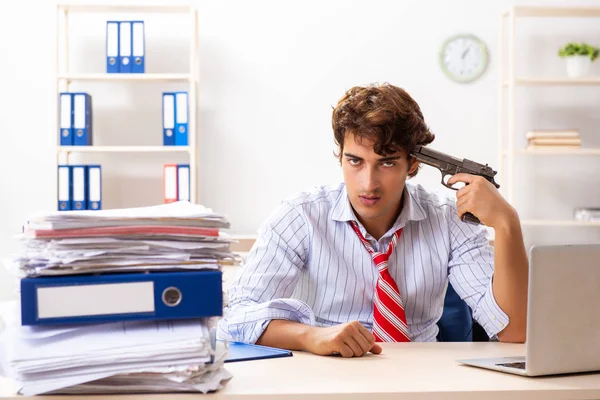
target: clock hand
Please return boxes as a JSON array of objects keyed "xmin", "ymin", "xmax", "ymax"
[{"xmin": 461, "ymin": 47, "xmax": 470, "ymax": 59}]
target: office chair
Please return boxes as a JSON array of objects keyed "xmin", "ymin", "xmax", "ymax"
[{"xmin": 436, "ymin": 282, "xmax": 488, "ymax": 342}]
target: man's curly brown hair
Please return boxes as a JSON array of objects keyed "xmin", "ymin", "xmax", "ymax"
[{"xmin": 331, "ymin": 83, "xmax": 435, "ymax": 178}]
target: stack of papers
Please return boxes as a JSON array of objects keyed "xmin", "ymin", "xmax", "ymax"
[
  {"xmin": 0, "ymin": 201, "xmax": 238, "ymax": 395},
  {"xmin": 8, "ymin": 201, "xmax": 239, "ymax": 277},
  {"xmin": 0, "ymin": 303, "xmax": 231, "ymax": 395}
]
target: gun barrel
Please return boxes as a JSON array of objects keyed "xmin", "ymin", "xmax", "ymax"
[
  {"xmin": 414, "ymin": 145, "xmax": 463, "ymax": 165},
  {"xmin": 411, "ymin": 145, "xmax": 500, "ymax": 188}
]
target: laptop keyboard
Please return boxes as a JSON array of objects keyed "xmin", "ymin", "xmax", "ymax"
[{"xmin": 496, "ymin": 361, "xmax": 526, "ymax": 370}]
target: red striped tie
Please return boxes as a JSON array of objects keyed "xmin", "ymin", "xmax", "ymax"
[{"xmin": 349, "ymin": 221, "xmax": 410, "ymax": 342}]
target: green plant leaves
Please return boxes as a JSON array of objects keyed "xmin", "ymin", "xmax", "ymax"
[{"xmin": 558, "ymin": 42, "xmax": 599, "ymax": 61}]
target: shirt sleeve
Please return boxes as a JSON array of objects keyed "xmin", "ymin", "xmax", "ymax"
[
  {"xmin": 217, "ymin": 201, "xmax": 314, "ymax": 344},
  {"xmin": 445, "ymin": 204, "xmax": 510, "ymax": 339}
]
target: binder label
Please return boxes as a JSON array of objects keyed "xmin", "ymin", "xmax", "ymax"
[
  {"xmin": 60, "ymin": 94, "xmax": 71, "ymax": 134},
  {"xmin": 37, "ymin": 281, "xmax": 155, "ymax": 318},
  {"xmin": 106, "ymin": 23, "xmax": 119, "ymax": 60},
  {"xmin": 73, "ymin": 95, "xmax": 86, "ymax": 130},
  {"xmin": 120, "ymin": 22, "xmax": 132, "ymax": 64},
  {"xmin": 58, "ymin": 167, "xmax": 70, "ymax": 208},
  {"xmin": 165, "ymin": 165, "xmax": 177, "ymax": 200},
  {"xmin": 89, "ymin": 167, "xmax": 101, "ymax": 205},
  {"xmin": 133, "ymin": 22, "xmax": 144, "ymax": 58},
  {"xmin": 176, "ymin": 92, "xmax": 188, "ymax": 128}
]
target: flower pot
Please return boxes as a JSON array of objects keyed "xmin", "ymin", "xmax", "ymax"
[{"xmin": 565, "ymin": 55, "xmax": 592, "ymax": 78}]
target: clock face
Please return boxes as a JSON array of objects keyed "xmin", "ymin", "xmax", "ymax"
[{"xmin": 440, "ymin": 34, "xmax": 488, "ymax": 83}]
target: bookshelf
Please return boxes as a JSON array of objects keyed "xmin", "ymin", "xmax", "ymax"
[
  {"xmin": 57, "ymin": 146, "xmax": 192, "ymax": 154},
  {"xmin": 502, "ymin": 77, "xmax": 600, "ymax": 86},
  {"xmin": 498, "ymin": 5, "xmax": 600, "ymax": 228},
  {"xmin": 55, "ymin": 4, "xmax": 199, "ymax": 207},
  {"xmin": 58, "ymin": 73, "xmax": 195, "ymax": 82}
]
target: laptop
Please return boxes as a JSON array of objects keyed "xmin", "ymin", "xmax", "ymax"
[{"xmin": 457, "ymin": 244, "xmax": 600, "ymax": 376}]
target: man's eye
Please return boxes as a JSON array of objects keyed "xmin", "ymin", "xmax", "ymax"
[
  {"xmin": 348, "ymin": 159, "xmax": 361, "ymax": 166},
  {"xmin": 382, "ymin": 162, "xmax": 396, "ymax": 167}
]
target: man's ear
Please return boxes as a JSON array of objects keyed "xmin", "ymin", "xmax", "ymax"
[{"xmin": 408, "ymin": 159, "xmax": 420, "ymax": 175}]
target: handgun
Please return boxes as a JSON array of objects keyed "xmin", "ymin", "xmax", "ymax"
[{"xmin": 410, "ymin": 145, "xmax": 500, "ymax": 225}]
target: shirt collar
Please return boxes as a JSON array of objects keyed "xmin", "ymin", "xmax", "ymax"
[{"xmin": 331, "ymin": 182, "xmax": 427, "ymax": 238}]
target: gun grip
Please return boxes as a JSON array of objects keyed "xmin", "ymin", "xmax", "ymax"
[{"xmin": 461, "ymin": 212, "xmax": 481, "ymax": 225}]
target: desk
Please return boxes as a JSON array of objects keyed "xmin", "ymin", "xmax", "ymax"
[{"xmin": 2, "ymin": 343, "xmax": 600, "ymax": 399}]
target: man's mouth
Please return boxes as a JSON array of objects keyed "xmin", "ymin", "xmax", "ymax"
[{"xmin": 359, "ymin": 195, "xmax": 381, "ymax": 206}]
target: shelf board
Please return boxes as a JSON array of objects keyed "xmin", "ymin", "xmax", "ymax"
[
  {"xmin": 58, "ymin": 5, "xmax": 195, "ymax": 14},
  {"xmin": 506, "ymin": 148, "xmax": 600, "ymax": 156},
  {"xmin": 521, "ymin": 220, "xmax": 600, "ymax": 227},
  {"xmin": 503, "ymin": 78, "xmax": 600, "ymax": 86},
  {"xmin": 57, "ymin": 73, "xmax": 194, "ymax": 82},
  {"xmin": 510, "ymin": 6, "xmax": 600, "ymax": 18},
  {"xmin": 57, "ymin": 146, "xmax": 191, "ymax": 153}
]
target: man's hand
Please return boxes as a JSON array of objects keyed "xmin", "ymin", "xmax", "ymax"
[
  {"xmin": 304, "ymin": 321, "xmax": 382, "ymax": 358},
  {"xmin": 447, "ymin": 173, "xmax": 528, "ymax": 343},
  {"xmin": 446, "ymin": 173, "xmax": 517, "ymax": 229}
]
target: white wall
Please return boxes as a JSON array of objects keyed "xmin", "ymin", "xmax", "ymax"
[{"xmin": 1, "ymin": 0, "xmax": 600, "ymax": 301}]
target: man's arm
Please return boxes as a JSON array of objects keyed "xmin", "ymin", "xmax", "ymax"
[
  {"xmin": 218, "ymin": 202, "xmax": 382, "ymax": 356},
  {"xmin": 447, "ymin": 173, "xmax": 528, "ymax": 343},
  {"xmin": 217, "ymin": 203, "xmax": 314, "ymax": 344},
  {"xmin": 489, "ymin": 209, "xmax": 528, "ymax": 343},
  {"xmin": 257, "ymin": 320, "xmax": 382, "ymax": 358}
]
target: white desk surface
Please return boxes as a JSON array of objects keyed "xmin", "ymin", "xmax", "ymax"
[{"xmin": 2, "ymin": 342, "xmax": 600, "ymax": 399}]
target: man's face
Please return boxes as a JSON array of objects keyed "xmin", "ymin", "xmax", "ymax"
[{"xmin": 341, "ymin": 133, "xmax": 418, "ymax": 231}]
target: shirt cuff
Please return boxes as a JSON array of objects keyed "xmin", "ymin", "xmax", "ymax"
[
  {"xmin": 474, "ymin": 274, "xmax": 510, "ymax": 339},
  {"xmin": 217, "ymin": 298, "xmax": 315, "ymax": 344}
]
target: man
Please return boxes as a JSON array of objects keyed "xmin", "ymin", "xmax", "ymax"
[{"xmin": 218, "ymin": 83, "xmax": 528, "ymax": 358}]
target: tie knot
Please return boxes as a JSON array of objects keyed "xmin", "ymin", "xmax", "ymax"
[{"xmin": 372, "ymin": 252, "xmax": 389, "ymax": 272}]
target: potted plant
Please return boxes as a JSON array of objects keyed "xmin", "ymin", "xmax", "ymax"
[{"xmin": 558, "ymin": 42, "xmax": 599, "ymax": 78}]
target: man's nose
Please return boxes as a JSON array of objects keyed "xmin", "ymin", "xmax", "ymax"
[{"xmin": 362, "ymin": 165, "xmax": 380, "ymax": 192}]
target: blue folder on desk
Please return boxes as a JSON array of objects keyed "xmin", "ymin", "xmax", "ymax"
[
  {"xmin": 20, "ymin": 270, "xmax": 223, "ymax": 326},
  {"xmin": 224, "ymin": 342, "xmax": 293, "ymax": 363}
]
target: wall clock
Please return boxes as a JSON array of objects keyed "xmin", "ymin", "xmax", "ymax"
[{"xmin": 440, "ymin": 34, "xmax": 489, "ymax": 83}]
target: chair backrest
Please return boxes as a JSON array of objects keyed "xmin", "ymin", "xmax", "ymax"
[{"xmin": 436, "ymin": 282, "xmax": 473, "ymax": 342}]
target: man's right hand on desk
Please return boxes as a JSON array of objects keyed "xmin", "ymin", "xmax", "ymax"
[
  {"xmin": 257, "ymin": 320, "xmax": 382, "ymax": 358},
  {"xmin": 306, "ymin": 321, "xmax": 382, "ymax": 357}
]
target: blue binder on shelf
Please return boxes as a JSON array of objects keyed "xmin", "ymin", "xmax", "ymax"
[
  {"xmin": 57, "ymin": 165, "xmax": 72, "ymax": 211},
  {"xmin": 106, "ymin": 21, "xmax": 120, "ymax": 73},
  {"xmin": 177, "ymin": 164, "xmax": 190, "ymax": 202},
  {"xmin": 70, "ymin": 165, "xmax": 88, "ymax": 211},
  {"xmin": 174, "ymin": 92, "xmax": 189, "ymax": 146},
  {"xmin": 72, "ymin": 93, "xmax": 93, "ymax": 146},
  {"xmin": 86, "ymin": 164, "xmax": 102, "ymax": 210},
  {"xmin": 131, "ymin": 21, "xmax": 145, "ymax": 73},
  {"xmin": 224, "ymin": 342, "xmax": 293, "ymax": 363},
  {"xmin": 119, "ymin": 21, "xmax": 132, "ymax": 73},
  {"xmin": 162, "ymin": 93, "xmax": 175, "ymax": 145},
  {"xmin": 20, "ymin": 270, "xmax": 223, "ymax": 326},
  {"xmin": 59, "ymin": 93, "xmax": 73, "ymax": 145}
]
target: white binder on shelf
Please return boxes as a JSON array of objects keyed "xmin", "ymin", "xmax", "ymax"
[
  {"xmin": 177, "ymin": 164, "xmax": 190, "ymax": 202},
  {"xmin": 163, "ymin": 164, "xmax": 178, "ymax": 203},
  {"xmin": 71, "ymin": 165, "xmax": 87, "ymax": 211},
  {"xmin": 105, "ymin": 21, "xmax": 120, "ymax": 73},
  {"xmin": 59, "ymin": 93, "xmax": 72, "ymax": 145},
  {"xmin": 174, "ymin": 92, "xmax": 188, "ymax": 146},
  {"xmin": 119, "ymin": 21, "xmax": 132, "ymax": 73},
  {"xmin": 57, "ymin": 165, "xmax": 72, "ymax": 211},
  {"xmin": 131, "ymin": 21, "xmax": 145, "ymax": 73},
  {"xmin": 162, "ymin": 93, "xmax": 175, "ymax": 146},
  {"xmin": 87, "ymin": 165, "xmax": 102, "ymax": 210},
  {"xmin": 72, "ymin": 93, "xmax": 92, "ymax": 146}
]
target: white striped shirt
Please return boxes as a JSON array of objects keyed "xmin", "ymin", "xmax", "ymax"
[{"xmin": 218, "ymin": 182, "xmax": 510, "ymax": 344}]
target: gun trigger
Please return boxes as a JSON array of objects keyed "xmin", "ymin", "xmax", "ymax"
[
  {"xmin": 442, "ymin": 174, "xmax": 458, "ymax": 191},
  {"xmin": 442, "ymin": 179, "xmax": 457, "ymax": 191}
]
